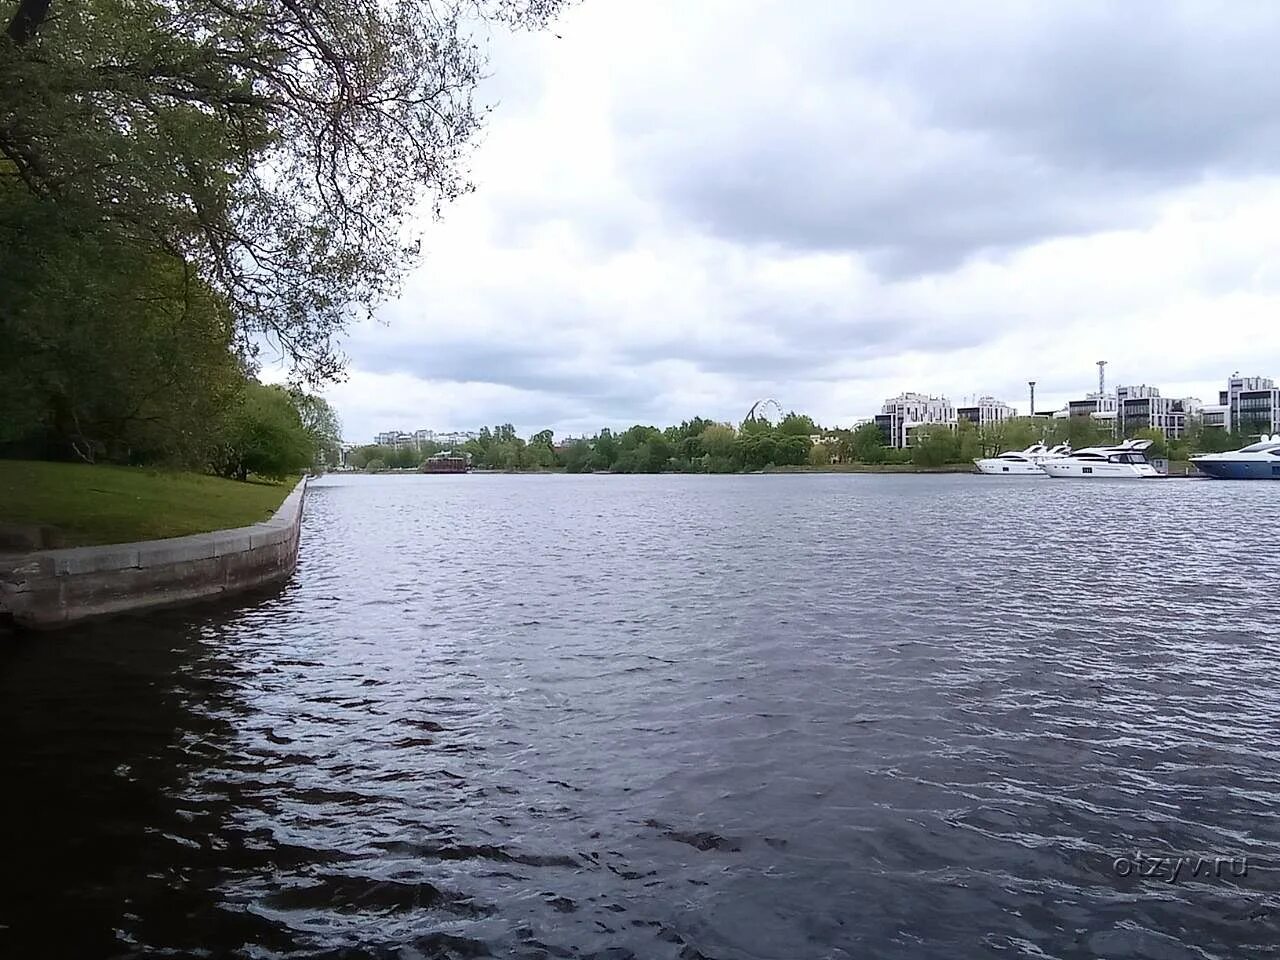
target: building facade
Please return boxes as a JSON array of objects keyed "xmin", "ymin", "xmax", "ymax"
[
  {"xmin": 435, "ymin": 430, "xmax": 480, "ymax": 446},
  {"xmin": 1200, "ymin": 403, "xmax": 1228, "ymax": 430},
  {"xmin": 874, "ymin": 392, "xmax": 955, "ymax": 449},
  {"xmin": 956, "ymin": 396, "xmax": 1015, "ymax": 426},
  {"xmin": 1066, "ymin": 392, "xmax": 1118, "ymax": 419},
  {"xmin": 1217, "ymin": 374, "xmax": 1279, "ymax": 434},
  {"xmin": 373, "ymin": 428, "xmax": 481, "ymax": 449},
  {"xmin": 373, "ymin": 430, "xmax": 415, "ymax": 449},
  {"xmin": 1115, "ymin": 388, "xmax": 1200, "ymax": 439}
]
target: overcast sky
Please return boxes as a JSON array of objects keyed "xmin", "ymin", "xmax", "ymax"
[{"xmin": 310, "ymin": 0, "xmax": 1280, "ymax": 442}]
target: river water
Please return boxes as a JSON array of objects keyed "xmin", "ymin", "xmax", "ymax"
[{"xmin": 1, "ymin": 473, "xmax": 1278, "ymax": 959}]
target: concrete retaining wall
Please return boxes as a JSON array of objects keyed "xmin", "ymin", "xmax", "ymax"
[{"xmin": 0, "ymin": 477, "xmax": 307, "ymax": 630}]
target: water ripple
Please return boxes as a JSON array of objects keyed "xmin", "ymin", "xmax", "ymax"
[{"xmin": 2, "ymin": 473, "xmax": 1279, "ymax": 958}]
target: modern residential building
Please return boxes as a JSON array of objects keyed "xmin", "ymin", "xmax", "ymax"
[
  {"xmin": 373, "ymin": 428, "xmax": 481, "ymax": 449},
  {"xmin": 1116, "ymin": 384, "xmax": 1159, "ymax": 402},
  {"xmin": 956, "ymin": 396, "xmax": 1015, "ymax": 427},
  {"xmin": 1115, "ymin": 386, "xmax": 1200, "ymax": 439},
  {"xmin": 856, "ymin": 371, "xmax": 1277, "ymax": 445},
  {"xmin": 1200, "ymin": 403, "xmax": 1229, "ymax": 430},
  {"xmin": 436, "ymin": 430, "xmax": 480, "ymax": 446},
  {"xmin": 1066, "ymin": 392, "xmax": 1117, "ymax": 420},
  {"xmin": 373, "ymin": 430, "xmax": 415, "ymax": 449},
  {"xmin": 1218, "ymin": 373, "xmax": 1280, "ymax": 434},
  {"xmin": 874, "ymin": 392, "xmax": 955, "ymax": 449}
]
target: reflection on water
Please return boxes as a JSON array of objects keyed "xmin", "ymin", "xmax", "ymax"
[{"xmin": 2, "ymin": 473, "xmax": 1279, "ymax": 958}]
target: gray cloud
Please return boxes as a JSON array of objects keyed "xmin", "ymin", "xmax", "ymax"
[
  {"xmin": 613, "ymin": 3, "xmax": 1280, "ymax": 275},
  {"xmin": 326, "ymin": 0, "xmax": 1280, "ymax": 439}
]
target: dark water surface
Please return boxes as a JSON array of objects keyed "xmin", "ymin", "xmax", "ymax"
[{"xmin": 2, "ymin": 474, "xmax": 1279, "ymax": 959}]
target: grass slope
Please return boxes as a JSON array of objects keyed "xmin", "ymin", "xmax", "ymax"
[{"xmin": 0, "ymin": 460, "xmax": 293, "ymax": 547}]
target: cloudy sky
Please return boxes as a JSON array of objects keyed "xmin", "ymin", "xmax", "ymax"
[{"xmin": 312, "ymin": 0, "xmax": 1280, "ymax": 442}]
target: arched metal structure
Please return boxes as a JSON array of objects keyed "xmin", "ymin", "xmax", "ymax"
[{"xmin": 745, "ymin": 398, "xmax": 784, "ymax": 424}]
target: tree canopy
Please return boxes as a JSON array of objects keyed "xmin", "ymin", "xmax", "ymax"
[
  {"xmin": 2, "ymin": 0, "xmax": 568, "ymax": 377},
  {"xmin": 2, "ymin": 0, "xmax": 561, "ymax": 473}
]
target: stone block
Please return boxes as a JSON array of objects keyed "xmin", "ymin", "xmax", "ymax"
[
  {"xmin": 51, "ymin": 545, "xmax": 141, "ymax": 576},
  {"xmin": 209, "ymin": 530, "xmax": 253, "ymax": 557},
  {"xmin": 135, "ymin": 535, "xmax": 218, "ymax": 568}
]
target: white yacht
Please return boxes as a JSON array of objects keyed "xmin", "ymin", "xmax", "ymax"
[
  {"xmin": 974, "ymin": 443, "xmax": 1071, "ymax": 475},
  {"xmin": 1039, "ymin": 438, "xmax": 1162, "ymax": 479}
]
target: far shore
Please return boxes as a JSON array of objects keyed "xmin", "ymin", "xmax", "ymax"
[{"xmin": 346, "ymin": 459, "xmax": 1201, "ymax": 478}]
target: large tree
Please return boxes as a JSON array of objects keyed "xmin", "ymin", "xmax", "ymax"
[
  {"xmin": 1, "ymin": 0, "xmax": 567, "ymax": 379},
  {"xmin": 0, "ymin": 177, "xmax": 247, "ymax": 464},
  {"xmin": 211, "ymin": 381, "xmax": 315, "ymax": 480}
]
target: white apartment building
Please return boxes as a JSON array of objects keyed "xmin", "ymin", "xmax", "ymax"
[
  {"xmin": 434, "ymin": 430, "xmax": 479, "ymax": 446},
  {"xmin": 1200, "ymin": 403, "xmax": 1229, "ymax": 430},
  {"xmin": 373, "ymin": 430, "xmax": 415, "ymax": 449},
  {"xmin": 1219, "ymin": 373, "xmax": 1280, "ymax": 434},
  {"xmin": 873, "ymin": 392, "xmax": 955, "ymax": 449},
  {"xmin": 956, "ymin": 396, "xmax": 1015, "ymax": 426},
  {"xmin": 371, "ymin": 428, "xmax": 482, "ymax": 449},
  {"xmin": 1066, "ymin": 392, "xmax": 1118, "ymax": 419},
  {"xmin": 1115, "ymin": 387, "xmax": 1200, "ymax": 439}
]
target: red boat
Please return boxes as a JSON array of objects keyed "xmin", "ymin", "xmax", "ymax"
[{"xmin": 421, "ymin": 452, "xmax": 470, "ymax": 474}]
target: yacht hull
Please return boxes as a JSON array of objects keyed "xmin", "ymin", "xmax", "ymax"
[
  {"xmin": 1040, "ymin": 462, "xmax": 1160, "ymax": 479},
  {"xmin": 1191, "ymin": 458, "xmax": 1280, "ymax": 480},
  {"xmin": 974, "ymin": 459, "xmax": 1048, "ymax": 475}
]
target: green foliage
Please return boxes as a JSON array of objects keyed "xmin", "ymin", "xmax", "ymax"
[
  {"xmin": 0, "ymin": 179, "xmax": 245, "ymax": 466},
  {"xmin": 561, "ymin": 440, "xmax": 593, "ymax": 474},
  {"xmin": 344, "ymin": 443, "xmax": 408, "ymax": 470},
  {"xmin": 0, "ymin": 0, "xmax": 568, "ymax": 378},
  {"xmin": 778, "ymin": 412, "xmax": 819, "ymax": 436},
  {"xmin": 739, "ymin": 415, "xmax": 775, "ymax": 437},
  {"xmin": 526, "ymin": 429, "xmax": 556, "ymax": 468},
  {"xmin": 699, "ymin": 423, "xmax": 737, "ymax": 460},
  {"xmin": 1130, "ymin": 427, "xmax": 1169, "ymax": 459},
  {"xmin": 1043, "ymin": 415, "xmax": 1115, "ymax": 450},
  {"xmin": 212, "ymin": 383, "xmax": 315, "ymax": 481},
  {"xmin": 590, "ymin": 429, "xmax": 619, "ymax": 470},
  {"xmin": 1185, "ymin": 423, "xmax": 1246, "ymax": 455},
  {"xmin": 849, "ymin": 422, "xmax": 888, "ymax": 464},
  {"xmin": 461, "ymin": 423, "xmax": 524, "ymax": 469},
  {"xmin": 292, "ymin": 392, "xmax": 343, "ymax": 472},
  {"xmin": 910, "ymin": 426, "xmax": 959, "ymax": 467}
]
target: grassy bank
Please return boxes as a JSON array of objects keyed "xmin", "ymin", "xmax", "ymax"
[{"xmin": 0, "ymin": 460, "xmax": 293, "ymax": 548}]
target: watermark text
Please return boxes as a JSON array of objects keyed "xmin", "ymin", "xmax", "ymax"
[{"xmin": 1112, "ymin": 851, "xmax": 1247, "ymax": 883}]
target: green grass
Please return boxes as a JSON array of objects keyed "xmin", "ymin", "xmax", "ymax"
[{"xmin": 0, "ymin": 460, "xmax": 294, "ymax": 547}]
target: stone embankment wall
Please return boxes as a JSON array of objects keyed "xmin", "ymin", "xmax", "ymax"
[{"xmin": 0, "ymin": 478, "xmax": 307, "ymax": 630}]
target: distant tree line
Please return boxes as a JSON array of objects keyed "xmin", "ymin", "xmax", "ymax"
[{"xmin": 347, "ymin": 412, "xmax": 1251, "ymax": 475}]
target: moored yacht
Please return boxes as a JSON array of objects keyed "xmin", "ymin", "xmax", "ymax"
[
  {"xmin": 974, "ymin": 443, "xmax": 1070, "ymax": 475},
  {"xmin": 1190, "ymin": 435, "xmax": 1280, "ymax": 480},
  {"xmin": 1039, "ymin": 438, "xmax": 1162, "ymax": 479}
]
